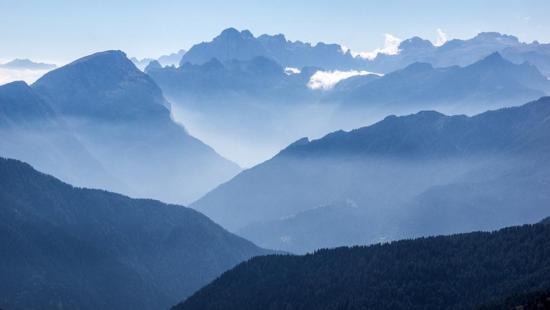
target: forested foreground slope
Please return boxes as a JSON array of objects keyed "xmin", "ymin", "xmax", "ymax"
[{"xmin": 175, "ymin": 220, "xmax": 550, "ymax": 310}]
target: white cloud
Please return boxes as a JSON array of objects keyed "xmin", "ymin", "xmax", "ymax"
[
  {"xmin": 284, "ymin": 67, "xmax": 301, "ymax": 75},
  {"xmin": 435, "ymin": 28, "xmax": 448, "ymax": 47},
  {"xmin": 0, "ymin": 68, "xmax": 51, "ymax": 85},
  {"xmin": 352, "ymin": 34, "xmax": 402, "ymax": 60},
  {"xmin": 340, "ymin": 45, "xmax": 350, "ymax": 54},
  {"xmin": 307, "ymin": 70, "xmax": 383, "ymax": 90}
]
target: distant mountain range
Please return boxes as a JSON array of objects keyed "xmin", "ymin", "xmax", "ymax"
[
  {"xmin": 327, "ymin": 52, "xmax": 550, "ymax": 114},
  {"xmin": 149, "ymin": 48, "xmax": 549, "ymax": 166},
  {"xmin": 178, "ymin": 28, "xmax": 550, "ymax": 76},
  {"xmin": 192, "ymin": 97, "xmax": 550, "ymax": 253},
  {"xmin": 0, "ymin": 50, "xmax": 239, "ymax": 204},
  {"xmin": 180, "ymin": 27, "xmax": 361, "ymax": 70},
  {"xmin": 367, "ymin": 32, "xmax": 550, "ymax": 75},
  {"xmin": 0, "ymin": 157, "xmax": 269, "ymax": 310},
  {"xmin": 174, "ymin": 220, "xmax": 550, "ymax": 310},
  {"xmin": 3, "ymin": 27, "xmax": 550, "ymax": 310},
  {"xmin": 147, "ymin": 56, "xmax": 316, "ymax": 103},
  {"xmin": 131, "ymin": 49, "xmax": 186, "ymax": 70},
  {"xmin": 0, "ymin": 58, "xmax": 57, "ymax": 70}
]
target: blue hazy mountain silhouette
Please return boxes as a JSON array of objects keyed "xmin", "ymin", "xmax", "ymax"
[
  {"xmin": 369, "ymin": 32, "xmax": 550, "ymax": 75},
  {"xmin": 131, "ymin": 49, "xmax": 187, "ymax": 70},
  {"xmin": 27, "ymin": 50, "xmax": 240, "ymax": 204},
  {"xmin": 0, "ymin": 157, "xmax": 269, "ymax": 310},
  {"xmin": 193, "ymin": 97, "xmax": 550, "ymax": 252},
  {"xmin": 178, "ymin": 29, "xmax": 550, "ymax": 76},
  {"xmin": 180, "ymin": 28, "xmax": 360, "ymax": 69},
  {"xmin": 329, "ymin": 52, "xmax": 550, "ymax": 112},
  {"xmin": 158, "ymin": 49, "xmax": 187, "ymax": 66},
  {"xmin": 0, "ymin": 81, "xmax": 118, "ymax": 190},
  {"xmin": 147, "ymin": 48, "xmax": 549, "ymax": 167},
  {"xmin": 0, "ymin": 58, "xmax": 56, "ymax": 70},
  {"xmin": 148, "ymin": 55, "xmax": 315, "ymax": 102}
]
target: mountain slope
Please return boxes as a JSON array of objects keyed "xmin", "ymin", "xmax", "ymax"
[
  {"xmin": 192, "ymin": 97, "xmax": 550, "ymax": 252},
  {"xmin": 174, "ymin": 222, "xmax": 550, "ymax": 310},
  {"xmin": 0, "ymin": 157, "xmax": 269, "ymax": 310},
  {"xmin": 32, "ymin": 50, "xmax": 240, "ymax": 203},
  {"xmin": 0, "ymin": 81, "xmax": 118, "ymax": 190}
]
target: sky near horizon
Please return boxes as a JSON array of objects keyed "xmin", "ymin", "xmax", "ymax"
[{"xmin": 0, "ymin": 0, "xmax": 549, "ymax": 64}]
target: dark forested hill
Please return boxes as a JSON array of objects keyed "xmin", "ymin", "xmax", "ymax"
[
  {"xmin": 174, "ymin": 222, "xmax": 550, "ymax": 310},
  {"xmin": 479, "ymin": 289, "xmax": 550, "ymax": 310},
  {"xmin": 0, "ymin": 158, "xmax": 269, "ymax": 310}
]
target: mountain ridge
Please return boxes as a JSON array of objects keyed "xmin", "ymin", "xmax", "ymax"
[{"xmin": 0, "ymin": 157, "xmax": 268, "ymax": 310}]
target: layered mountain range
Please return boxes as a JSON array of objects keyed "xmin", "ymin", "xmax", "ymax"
[
  {"xmin": 178, "ymin": 28, "xmax": 550, "ymax": 76},
  {"xmin": 327, "ymin": 52, "xmax": 550, "ymax": 114},
  {"xmin": 147, "ymin": 29, "xmax": 550, "ymax": 165},
  {"xmin": 193, "ymin": 97, "xmax": 550, "ymax": 253},
  {"xmin": 2, "ymin": 27, "xmax": 550, "ymax": 309}
]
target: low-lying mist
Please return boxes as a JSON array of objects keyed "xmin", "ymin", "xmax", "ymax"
[{"xmin": 168, "ymin": 95, "xmax": 530, "ymax": 167}]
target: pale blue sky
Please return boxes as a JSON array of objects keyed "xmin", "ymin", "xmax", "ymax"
[{"xmin": 1, "ymin": 0, "xmax": 548, "ymax": 63}]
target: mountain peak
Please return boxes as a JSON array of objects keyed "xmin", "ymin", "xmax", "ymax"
[
  {"xmin": 258, "ymin": 33, "xmax": 287, "ymax": 44},
  {"xmin": 414, "ymin": 110, "xmax": 447, "ymax": 119},
  {"xmin": 474, "ymin": 32, "xmax": 520, "ymax": 43},
  {"xmin": 401, "ymin": 62, "xmax": 434, "ymax": 73},
  {"xmin": 278, "ymin": 137, "xmax": 310, "ymax": 155},
  {"xmin": 33, "ymin": 50, "xmax": 143, "ymax": 94},
  {"xmin": 32, "ymin": 50, "xmax": 167, "ymax": 118},
  {"xmin": 217, "ymin": 28, "xmax": 255, "ymax": 41},
  {"xmin": 475, "ymin": 52, "xmax": 509, "ymax": 66},
  {"xmin": 71, "ymin": 50, "xmax": 129, "ymax": 66},
  {"xmin": 145, "ymin": 60, "xmax": 162, "ymax": 72},
  {"xmin": 399, "ymin": 37, "xmax": 434, "ymax": 50},
  {"xmin": 0, "ymin": 80, "xmax": 30, "ymax": 91}
]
